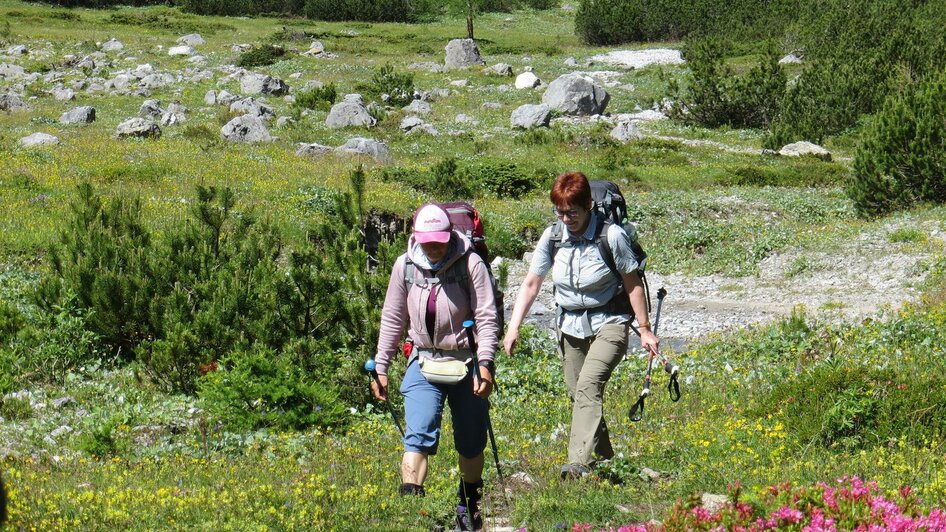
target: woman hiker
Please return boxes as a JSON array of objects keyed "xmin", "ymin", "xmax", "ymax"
[
  {"xmin": 371, "ymin": 203, "xmax": 499, "ymax": 531},
  {"xmin": 503, "ymin": 171, "xmax": 659, "ymax": 479}
]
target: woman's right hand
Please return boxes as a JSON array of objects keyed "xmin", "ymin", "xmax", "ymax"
[
  {"xmin": 503, "ymin": 329, "xmax": 519, "ymax": 356},
  {"xmin": 371, "ymin": 374, "xmax": 389, "ymax": 401}
]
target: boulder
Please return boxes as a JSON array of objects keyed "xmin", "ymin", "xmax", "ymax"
[
  {"xmin": 139, "ymin": 72, "xmax": 175, "ymax": 89},
  {"xmin": 6, "ymin": 45, "xmax": 27, "ymax": 55},
  {"xmin": 326, "ymin": 95, "xmax": 376, "ymax": 129},
  {"xmin": 610, "ymin": 121, "xmax": 643, "ymax": 142},
  {"xmin": 444, "ymin": 39, "xmax": 485, "ymax": 69},
  {"xmin": 229, "ymin": 97, "xmax": 274, "ymax": 120},
  {"xmin": 160, "ymin": 103, "xmax": 187, "ymax": 125},
  {"xmin": 216, "ymin": 90, "xmax": 239, "ymax": 106},
  {"xmin": 335, "ymin": 137, "xmax": 392, "ymax": 164},
  {"xmin": 177, "ymin": 34, "xmax": 205, "ymax": 46},
  {"xmin": 542, "ymin": 73, "xmax": 610, "ymax": 115},
  {"xmin": 275, "ymin": 116, "xmax": 294, "ymax": 127},
  {"xmin": 59, "ymin": 106, "xmax": 96, "ymax": 124},
  {"xmin": 101, "ymin": 39, "xmax": 124, "ymax": 52},
  {"xmin": 0, "ymin": 92, "xmax": 29, "ymax": 112},
  {"xmin": 511, "ymin": 103, "xmax": 551, "ymax": 129},
  {"xmin": 168, "ymin": 45, "xmax": 196, "ymax": 57},
  {"xmin": 400, "ymin": 116, "xmax": 438, "ymax": 136},
  {"xmin": 515, "ymin": 72, "xmax": 541, "ymax": 89},
  {"xmin": 778, "ymin": 141, "xmax": 831, "ymax": 161},
  {"xmin": 221, "ymin": 115, "xmax": 273, "ymax": 143},
  {"xmin": 0, "ymin": 63, "xmax": 27, "ymax": 81},
  {"xmin": 295, "ymin": 142, "xmax": 333, "ymax": 157},
  {"xmin": 139, "ymin": 99, "xmax": 164, "ymax": 118},
  {"xmin": 488, "ymin": 63, "xmax": 513, "ymax": 76},
  {"xmin": 203, "ymin": 89, "xmax": 217, "ymax": 105},
  {"xmin": 402, "ymin": 99, "xmax": 432, "ymax": 115},
  {"xmin": 52, "ymin": 87, "xmax": 75, "ymax": 101},
  {"xmin": 779, "ymin": 53, "xmax": 803, "ymax": 64},
  {"xmin": 115, "ymin": 118, "xmax": 161, "ymax": 139},
  {"xmin": 240, "ymin": 73, "xmax": 289, "ymax": 96},
  {"xmin": 19, "ymin": 133, "xmax": 59, "ymax": 147}
]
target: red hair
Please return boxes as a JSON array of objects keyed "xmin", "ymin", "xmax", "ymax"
[{"xmin": 550, "ymin": 171, "xmax": 592, "ymax": 209}]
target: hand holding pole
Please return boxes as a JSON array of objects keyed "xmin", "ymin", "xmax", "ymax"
[{"xmin": 364, "ymin": 359, "xmax": 405, "ymax": 438}]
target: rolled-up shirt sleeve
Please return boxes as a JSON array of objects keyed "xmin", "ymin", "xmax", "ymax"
[
  {"xmin": 528, "ymin": 226, "xmax": 554, "ymax": 278},
  {"xmin": 607, "ymin": 224, "xmax": 640, "ymax": 275}
]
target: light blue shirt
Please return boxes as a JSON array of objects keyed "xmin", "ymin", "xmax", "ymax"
[{"xmin": 529, "ymin": 214, "xmax": 640, "ymax": 339}]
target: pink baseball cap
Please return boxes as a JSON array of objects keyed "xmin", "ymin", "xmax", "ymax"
[{"xmin": 413, "ymin": 203, "xmax": 452, "ymax": 244}]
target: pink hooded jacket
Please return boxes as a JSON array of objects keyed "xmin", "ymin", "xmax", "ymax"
[{"xmin": 373, "ymin": 231, "xmax": 499, "ymax": 376}]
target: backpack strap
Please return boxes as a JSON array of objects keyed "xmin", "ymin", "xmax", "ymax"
[{"xmin": 404, "ymin": 251, "xmax": 475, "ymax": 314}]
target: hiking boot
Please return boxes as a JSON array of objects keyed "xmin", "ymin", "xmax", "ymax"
[
  {"xmin": 399, "ymin": 483, "xmax": 426, "ymax": 496},
  {"xmin": 560, "ymin": 463, "xmax": 591, "ymax": 481},
  {"xmin": 456, "ymin": 479, "xmax": 483, "ymax": 531},
  {"xmin": 456, "ymin": 504, "xmax": 483, "ymax": 531}
]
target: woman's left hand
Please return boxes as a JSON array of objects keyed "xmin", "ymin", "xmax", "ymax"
[
  {"xmin": 473, "ymin": 366, "xmax": 494, "ymax": 398},
  {"xmin": 640, "ymin": 329, "xmax": 659, "ymax": 353}
]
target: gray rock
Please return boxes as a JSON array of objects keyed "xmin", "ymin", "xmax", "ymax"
[
  {"xmin": 489, "ymin": 63, "xmax": 513, "ymax": 76},
  {"xmin": 19, "ymin": 133, "xmax": 60, "ymax": 147},
  {"xmin": 409, "ymin": 61, "xmax": 447, "ymax": 74},
  {"xmin": 444, "ymin": 39, "xmax": 486, "ymax": 69},
  {"xmin": 177, "ymin": 33, "xmax": 205, "ymax": 46},
  {"xmin": 204, "ymin": 89, "xmax": 217, "ymax": 105},
  {"xmin": 0, "ymin": 92, "xmax": 29, "ymax": 111},
  {"xmin": 335, "ymin": 137, "xmax": 392, "ymax": 164},
  {"xmin": 6, "ymin": 45, "xmax": 27, "ymax": 55},
  {"xmin": 275, "ymin": 116, "xmax": 294, "ymax": 127},
  {"xmin": 402, "ymin": 99, "xmax": 432, "ymax": 115},
  {"xmin": 301, "ymin": 80, "xmax": 325, "ymax": 92},
  {"xmin": 564, "ymin": 57, "xmax": 579, "ymax": 67},
  {"xmin": 296, "ymin": 142, "xmax": 332, "ymax": 157},
  {"xmin": 108, "ymin": 74, "xmax": 133, "ymax": 91},
  {"xmin": 240, "ymin": 73, "xmax": 289, "ymax": 96},
  {"xmin": 115, "ymin": 118, "xmax": 161, "ymax": 139},
  {"xmin": 221, "ymin": 115, "xmax": 273, "ymax": 143},
  {"xmin": 542, "ymin": 73, "xmax": 610, "ymax": 115},
  {"xmin": 139, "ymin": 72, "xmax": 175, "ymax": 89},
  {"xmin": 511, "ymin": 103, "xmax": 551, "ymax": 129},
  {"xmin": 430, "ymin": 88, "xmax": 451, "ymax": 100},
  {"xmin": 60, "ymin": 106, "xmax": 96, "ymax": 124},
  {"xmin": 515, "ymin": 71, "xmax": 541, "ymax": 89},
  {"xmin": 779, "ymin": 53, "xmax": 803, "ymax": 64},
  {"xmin": 481, "ymin": 102, "xmax": 502, "ymax": 110},
  {"xmin": 455, "ymin": 113, "xmax": 479, "ymax": 125},
  {"xmin": 701, "ymin": 493, "xmax": 729, "ymax": 513},
  {"xmin": 50, "ymin": 425, "xmax": 73, "ymax": 439},
  {"xmin": 778, "ymin": 141, "xmax": 831, "ymax": 161},
  {"xmin": 0, "ymin": 63, "xmax": 27, "ymax": 80},
  {"xmin": 139, "ymin": 99, "xmax": 163, "ymax": 118},
  {"xmin": 168, "ymin": 45, "xmax": 196, "ymax": 57},
  {"xmin": 229, "ymin": 97, "xmax": 274, "ymax": 120},
  {"xmin": 450, "ymin": 79, "xmax": 469, "ymax": 88},
  {"xmin": 326, "ymin": 96, "xmax": 376, "ymax": 129},
  {"xmin": 610, "ymin": 121, "xmax": 643, "ymax": 142},
  {"xmin": 52, "ymin": 396, "xmax": 75, "ymax": 409},
  {"xmin": 52, "ymin": 87, "xmax": 75, "ymax": 101},
  {"xmin": 101, "ymin": 38, "xmax": 124, "ymax": 52},
  {"xmin": 400, "ymin": 116, "xmax": 438, "ymax": 136},
  {"xmin": 216, "ymin": 90, "xmax": 239, "ymax": 106}
]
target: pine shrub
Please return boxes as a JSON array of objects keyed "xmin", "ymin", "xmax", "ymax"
[
  {"xmin": 237, "ymin": 45, "xmax": 286, "ymax": 68},
  {"xmin": 293, "ymin": 83, "xmax": 337, "ymax": 111},
  {"xmin": 848, "ymin": 70, "xmax": 946, "ymax": 217},
  {"xmin": 304, "ymin": 0, "xmax": 419, "ymax": 22},
  {"xmin": 667, "ymin": 39, "xmax": 786, "ymax": 129}
]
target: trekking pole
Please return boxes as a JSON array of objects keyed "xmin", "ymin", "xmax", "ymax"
[
  {"xmin": 364, "ymin": 359, "xmax": 405, "ymax": 438},
  {"xmin": 462, "ymin": 319, "xmax": 505, "ymax": 484},
  {"xmin": 629, "ymin": 287, "xmax": 667, "ymax": 422},
  {"xmin": 629, "ymin": 289, "xmax": 681, "ymax": 403}
]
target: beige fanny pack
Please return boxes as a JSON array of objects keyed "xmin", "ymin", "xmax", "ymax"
[{"xmin": 416, "ymin": 349, "xmax": 471, "ymax": 385}]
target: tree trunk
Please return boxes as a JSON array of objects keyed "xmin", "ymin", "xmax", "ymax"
[{"xmin": 467, "ymin": 16, "xmax": 474, "ymax": 40}]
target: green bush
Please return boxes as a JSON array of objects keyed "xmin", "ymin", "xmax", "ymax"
[
  {"xmin": 179, "ymin": 0, "xmax": 306, "ymax": 16},
  {"xmin": 198, "ymin": 347, "xmax": 348, "ymax": 431},
  {"xmin": 463, "ymin": 161, "xmax": 538, "ymax": 199},
  {"xmin": 667, "ymin": 39, "xmax": 786, "ymax": 129},
  {"xmin": 293, "ymin": 83, "xmax": 337, "ymax": 111},
  {"xmin": 304, "ymin": 0, "xmax": 420, "ymax": 22},
  {"xmin": 237, "ymin": 45, "xmax": 287, "ymax": 68},
  {"xmin": 848, "ymin": 70, "xmax": 946, "ymax": 217},
  {"xmin": 358, "ymin": 64, "xmax": 413, "ymax": 107}
]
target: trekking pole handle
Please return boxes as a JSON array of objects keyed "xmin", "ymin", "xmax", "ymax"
[{"xmin": 462, "ymin": 319, "xmax": 481, "ymax": 387}]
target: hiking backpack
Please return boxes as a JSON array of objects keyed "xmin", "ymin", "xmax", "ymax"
[
  {"xmin": 548, "ymin": 180, "xmax": 651, "ymax": 314},
  {"xmin": 404, "ymin": 201, "xmax": 505, "ymax": 338}
]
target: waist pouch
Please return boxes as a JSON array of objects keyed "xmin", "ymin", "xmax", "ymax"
[{"xmin": 415, "ymin": 348, "xmax": 471, "ymax": 385}]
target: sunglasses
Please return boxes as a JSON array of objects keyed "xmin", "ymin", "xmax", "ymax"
[{"xmin": 553, "ymin": 207, "xmax": 584, "ymax": 219}]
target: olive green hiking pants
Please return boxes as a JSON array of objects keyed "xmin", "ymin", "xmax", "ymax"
[{"xmin": 558, "ymin": 322, "xmax": 628, "ymax": 466}]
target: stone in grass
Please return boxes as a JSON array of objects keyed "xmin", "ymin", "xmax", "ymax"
[
  {"xmin": 168, "ymin": 45, "xmax": 196, "ymax": 57},
  {"xmin": 115, "ymin": 118, "xmax": 161, "ymax": 139},
  {"xmin": 542, "ymin": 73, "xmax": 610, "ymax": 116},
  {"xmin": 335, "ymin": 137, "xmax": 392, "ymax": 164},
  {"xmin": 296, "ymin": 142, "xmax": 333, "ymax": 157},
  {"xmin": 19, "ymin": 133, "xmax": 60, "ymax": 147},
  {"xmin": 52, "ymin": 87, "xmax": 76, "ymax": 101},
  {"xmin": 0, "ymin": 92, "xmax": 29, "ymax": 112},
  {"xmin": 402, "ymin": 99, "xmax": 432, "ymax": 115},
  {"xmin": 445, "ymin": 39, "xmax": 485, "ymax": 69},
  {"xmin": 609, "ymin": 121, "xmax": 643, "ymax": 143},
  {"xmin": 59, "ymin": 106, "xmax": 96, "ymax": 124},
  {"xmin": 701, "ymin": 493, "xmax": 729, "ymax": 513},
  {"xmin": 515, "ymin": 72, "xmax": 541, "ymax": 89},
  {"xmin": 101, "ymin": 38, "xmax": 124, "ymax": 52},
  {"xmin": 326, "ymin": 95, "xmax": 376, "ymax": 129},
  {"xmin": 487, "ymin": 63, "xmax": 513, "ymax": 77},
  {"xmin": 778, "ymin": 141, "xmax": 831, "ymax": 162},
  {"xmin": 400, "ymin": 116, "xmax": 438, "ymax": 136},
  {"xmin": 221, "ymin": 115, "xmax": 273, "ymax": 143},
  {"xmin": 240, "ymin": 73, "xmax": 289, "ymax": 96},
  {"xmin": 177, "ymin": 33, "xmax": 205, "ymax": 46},
  {"xmin": 511, "ymin": 103, "xmax": 550, "ymax": 129},
  {"xmin": 230, "ymin": 97, "xmax": 274, "ymax": 121},
  {"xmin": 139, "ymin": 99, "xmax": 163, "ymax": 118}
]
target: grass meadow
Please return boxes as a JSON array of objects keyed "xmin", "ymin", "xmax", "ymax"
[{"xmin": 1, "ymin": 1, "xmax": 946, "ymax": 530}]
